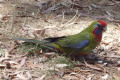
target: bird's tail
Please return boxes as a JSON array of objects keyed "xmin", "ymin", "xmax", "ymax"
[
  {"xmin": 12, "ymin": 37, "xmax": 50, "ymax": 45},
  {"xmin": 12, "ymin": 37, "xmax": 61, "ymax": 51}
]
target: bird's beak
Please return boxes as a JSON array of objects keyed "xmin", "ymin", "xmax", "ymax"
[{"xmin": 103, "ymin": 26, "xmax": 107, "ymax": 31}]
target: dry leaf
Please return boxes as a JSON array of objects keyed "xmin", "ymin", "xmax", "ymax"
[
  {"xmin": 7, "ymin": 43, "xmax": 17, "ymax": 54},
  {"xmin": 0, "ymin": 64, "xmax": 6, "ymax": 69},
  {"xmin": 17, "ymin": 73, "xmax": 27, "ymax": 80},
  {"xmin": 27, "ymin": 61, "xmax": 35, "ymax": 69},
  {"xmin": 39, "ymin": 57, "xmax": 48, "ymax": 62},
  {"xmin": 21, "ymin": 57, "xmax": 27, "ymax": 66},
  {"xmin": 4, "ymin": 61, "xmax": 18, "ymax": 65},
  {"xmin": 44, "ymin": 52, "xmax": 56, "ymax": 58},
  {"xmin": 55, "ymin": 70, "xmax": 64, "ymax": 77},
  {"xmin": 26, "ymin": 71, "xmax": 32, "ymax": 79},
  {"xmin": 0, "ymin": 57, "xmax": 9, "ymax": 62},
  {"xmin": 3, "ymin": 49, "xmax": 9, "ymax": 58},
  {"xmin": 39, "ymin": 74, "xmax": 46, "ymax": 80},
  {"xmin": 84, "ymin": 61, "xmax": 103, "ymax": 71},
  {"xmin": 3, "ymin": 61, "xmax": 18, "ymax": 69},
  {"xmin": 56, "ymin": 64, "xmax": 68, "ymax": 68},
  {"xmin": 35, "ymin": 74, "xmax": 46, "ymax": 80},
  {"xmin": 0, "ymin": 49, "xmax": 9, "ymax": 58},
  {"xmin": 0, "ymin": 14, "xmax": 3, "ymax": 18},
  {"xmin": 0, "ymin": 49, "xmax": 4, "ymax": 56},
  {"xmin": 106, "ymin": 11, "xmax": 113, "ymax": 17},
  {"xmin": 107, "ymin": 54, "xmax": 120, "ymax": 58},
  {"xmin": 1, "ymin": 15, "xmax": 9, "ymax": 21},
  {"xmin": 101, "ymin": 74, "xmax": 109, "ymax": 80},
  {"xmin": 44, "ymin": 28, "xmax": 57, "ymax": 37},
  {"xmin": 63, "ymin": 75, "xmax": 79, "ymax": 80},
  {"xmin": 22, "ymin": 26, "xmax": 42, "ymax": 38},
  {"xmin": 12, "ymin": 64, "xmax": 21, "ymax": 69}
]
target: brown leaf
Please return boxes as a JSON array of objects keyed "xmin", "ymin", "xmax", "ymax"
[
  {"xmin": 4, "ymin": 61, "xmax": 19, "ymax": 69},
  {"xmin": 0, "ymin": 32, "xmax": 2, "ymax": 35},
  {"xmin": 1, "ymin": 15, "xmax": 9, "ymax": 21},
  {"xmin": 0, "ymin": 64, "xmax": 6, "ymax": 69},
  {"xmin": 33, "ymin": 29, "xmax": 44, "ymax": 39},
  {"xmin": 5, "ymin": 62, "xmax": 11, "ymax": 69},
  {"xmin": 4, "ymin": 61, "xmax": 18, "ymax": 65}
]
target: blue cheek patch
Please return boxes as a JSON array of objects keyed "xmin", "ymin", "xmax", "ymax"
[
  {"xmin": 69, "ymin": 40, "xmax": 89, "ymax": 49},
  {"xmin": 95, "ymin": 29, "xmax": 102, "ymax": 35}
]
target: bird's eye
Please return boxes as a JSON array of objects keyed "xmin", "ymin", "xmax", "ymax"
[
  {"xmin": 97, "ymin": 24, "xmax": 102, "ymax": 27},
  {"xmin": 93, "ymin": 23, "xmax": 102, "ymax": 29}
]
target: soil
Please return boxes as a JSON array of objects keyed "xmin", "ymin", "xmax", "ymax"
[{"xmin": 0, "ymin": 0, "xmax": 120, "ymax": 80}]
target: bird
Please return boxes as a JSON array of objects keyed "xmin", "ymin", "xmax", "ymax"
[{"xmin": 13, "ymin": 20, "xmax": 107, "ymax": 56}]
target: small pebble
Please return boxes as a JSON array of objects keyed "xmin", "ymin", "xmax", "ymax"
[
  {"xmin": 97, "ymin": 60, "xmax": 103, "ymax": 64},
  {"xmin": 103, "ymin": 62, "xmax": 107, "ymax": 66}
]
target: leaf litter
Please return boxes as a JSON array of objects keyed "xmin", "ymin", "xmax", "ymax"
[{"xmin": 0, "ymin": 0, "xmax": 120, "ymax": 80}]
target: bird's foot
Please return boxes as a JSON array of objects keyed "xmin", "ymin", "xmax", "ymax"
[{"xmin": 84, "ymin": 54, "xmax": 100, "ymax": 62}]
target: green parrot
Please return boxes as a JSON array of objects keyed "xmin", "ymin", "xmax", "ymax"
[{"xmin": 13, "ymin": 20, "xmax": 107, "ymax": 56}]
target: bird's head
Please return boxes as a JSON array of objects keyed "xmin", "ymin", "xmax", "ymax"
[
  {"xmin": 81, "ymin": 20, "xmax": 107, "ymax": 42},
  {"xmin": 89, "ymin": 20, "xmax": 107, "ymax": 36},
  {"xmin": 94, "ymin": 20, "xmax": 107, "ymax": 31}
]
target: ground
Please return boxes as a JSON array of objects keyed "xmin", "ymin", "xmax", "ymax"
[{"xmin": 0, "ymin": 0, "xmax": 120, "ymax": 80}]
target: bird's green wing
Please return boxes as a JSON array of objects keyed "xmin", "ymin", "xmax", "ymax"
[{"xmin": 57, "ymin": 33, "xmax": 90, "ymax": 49}]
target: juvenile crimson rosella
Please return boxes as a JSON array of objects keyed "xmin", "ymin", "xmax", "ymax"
[{"xmin": 13, "ymin": 20, "xmax": 107, "ymax": 56}]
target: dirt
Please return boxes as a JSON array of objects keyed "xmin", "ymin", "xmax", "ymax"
[{"xmin": 0, "ymin": 0, "xmax": 120, "ymax": 80}]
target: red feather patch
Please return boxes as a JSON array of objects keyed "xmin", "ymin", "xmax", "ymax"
[{"xmin": 98, "ymin": 20, "xmax": 107, "ymax": 27}]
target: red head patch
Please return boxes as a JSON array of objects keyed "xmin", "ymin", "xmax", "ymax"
[{"xmin": 98, "ymin": 20, "xmax": 107, "ymax": 27}]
